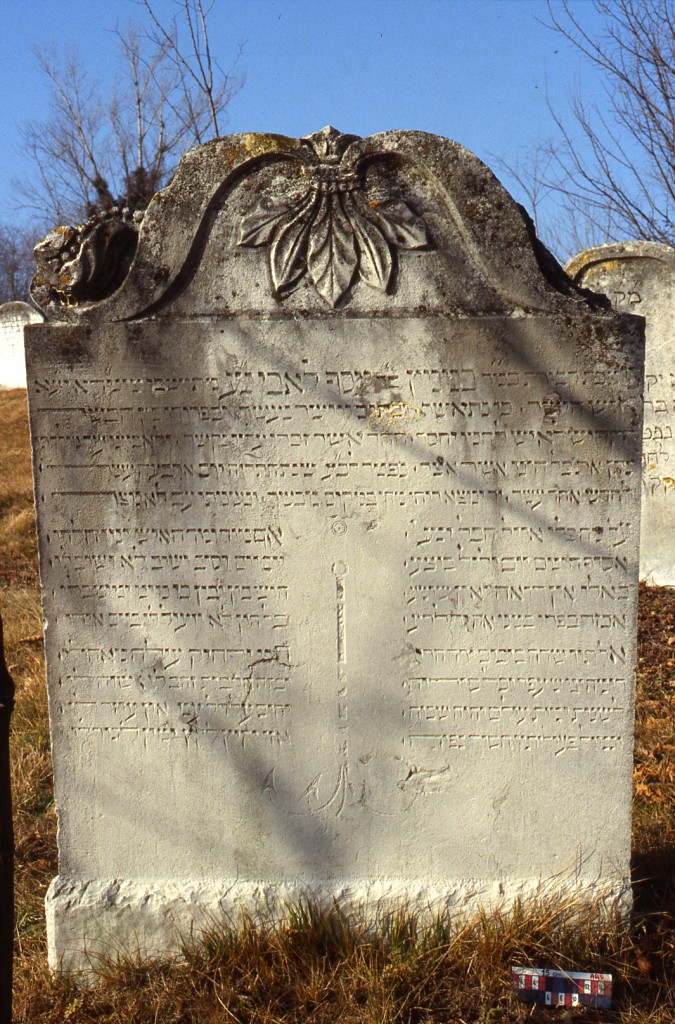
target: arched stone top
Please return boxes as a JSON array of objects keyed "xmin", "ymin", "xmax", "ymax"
[
  {"xmin": 0, "ymin": 300, "xmax": 44, "ymax": 323},
  {"xmin": 566, "ymin": 241, "xmax": 675, "ymax": 283},
  {"xmin": 32, "ymin": 128, "xmax": 598, "ymax": 322}
]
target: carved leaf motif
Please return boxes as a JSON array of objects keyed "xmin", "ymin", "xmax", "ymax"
[
  {"xmin": 238, "ymin": 194, "xmax": 307, "ymax": 247},
  {"xmin": 236, "ymin": 134, "xmax": 434, "ymax": 307},
  {"xmin": 270, "ymin": 194, "xmax": 317, "ymax": 294},
  {"xmin": 306, "ymin": 194, "xmax": 358, "ymax": 306},
  {"xmin": 343, "ymin": 193, "xmax": 392, "ymax": 292},
  {"xmin": 372, "ymin": 198, "xmax": 431, "ymax": 250}
]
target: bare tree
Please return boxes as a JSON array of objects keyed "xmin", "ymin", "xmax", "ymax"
[
  {"xmin": 494, "ymin": 141, "xmax": 557, "ymax": 237},
  {"xmin": 491, "ymin": 141, "xmax": 574, "ymax": 260},
  {"xmin": 140, "ymin": 0, "xmax": 233, "ymax": 140},
  {"xmin": 548, "ymin": 0, "xmax": 675, "ymax": 250},
  {"xmin": 16, "ymin": 0, "xmax": 244, "ymax": 224},
  {"xmin": 0, "ymin": 225, "xmax": 39, "ymax": 304}
]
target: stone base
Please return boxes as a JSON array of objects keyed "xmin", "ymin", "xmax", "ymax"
[{"xmin": 46, "ymin": 874, "xmax": 632, "ymax": 978}]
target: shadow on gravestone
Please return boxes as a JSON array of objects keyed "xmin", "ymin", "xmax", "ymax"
[
  {"xmin": 566, "ymin": 243, "xmax": 675, "ymax": 587},
  {"xmin": 26, "ymin": 128, "xmax": 644, "ymax": 977}
]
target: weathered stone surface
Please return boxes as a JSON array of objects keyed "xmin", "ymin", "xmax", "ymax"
[
  {"xmin": 32, "ymin": 208, "xmax": 140, "ymax": 309},
  {"xmin": 0, "ymin": 301, "xmax": 44, "ymax": 389},
  {"xmin": 27, "ymin": 129, "xmax": 644, "ymax": 975},
  {"xmin": 567, "ymin": 242, "xmax": 675, "ymax": 586}
]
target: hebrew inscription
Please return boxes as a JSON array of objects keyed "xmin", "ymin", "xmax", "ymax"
[
  {"xmin": 567, "ymin": 243, "xmax": 675, "ymax": 584},
  {"xmin": 27, "ymin": 130, "xmax": 644, "ymax": 974},
  {"xmin": 29, "ymin": 315, "xmax": 640, "ymax": 854}
]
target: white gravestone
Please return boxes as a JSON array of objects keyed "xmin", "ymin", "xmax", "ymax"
[
  {"xmin": 0, "ymin": 301, "xmax": 44, "ymax": 389},
  {"xmin": 26, "ymin": 129, "xmax": 644, "ymax": 974},
  {"xmin": 567, "ymin": 243, "xmax": 675, "ymax": 586}
]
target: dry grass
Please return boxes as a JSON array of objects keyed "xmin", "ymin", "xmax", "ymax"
[
  {"xmin": 0, "ymin": 392, "xmax": 56, "ymax": 981},
  {"xmin": 1, "ymin": 387, "xmax": 673, "ymax": 1022}
]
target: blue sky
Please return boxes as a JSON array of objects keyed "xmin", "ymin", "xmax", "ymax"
[{"xmin": 0, "ymin": 0, "xmax": 606, "ymax": 249}]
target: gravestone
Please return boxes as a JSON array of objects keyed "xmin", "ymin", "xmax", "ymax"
[
  {"xmin": 26, "ymin": 129, "xmax": 644, "ymax": 974},
  {"xmin": 0, "ymin": 301, "xmax": 44, "ymax": 389},
  {"xmin": 566, "ymin": 243, "xmax": 675, "ymax": 586}
]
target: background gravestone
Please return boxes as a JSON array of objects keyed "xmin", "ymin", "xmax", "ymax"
[
  {"xmin": 567, "ymin": 243, "xmax": 675, "ymax": 586},
  {"xmin": 0, "ymin": 301, "xmax": 44, "ymax": 389},
  {"xmin": 26, "ymin": 129, "xmax": 644, "ymax": 974}
]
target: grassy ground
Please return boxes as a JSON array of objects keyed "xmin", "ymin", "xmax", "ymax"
[{"xmin": 1, "ymin": 387, "xmax": 673, "ymax": 1023}]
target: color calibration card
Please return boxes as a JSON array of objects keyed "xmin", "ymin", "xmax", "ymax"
[{"xmin": 512, "ymin": 966, "xmax": 612, "ymax": 1008}]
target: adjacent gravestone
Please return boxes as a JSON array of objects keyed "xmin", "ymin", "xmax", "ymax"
[
  {"xmin": 566, "ymin": 243, "xmax": 675, "ymax": 586},
  {"xmin": 0, "ymin": 301, "xmax": 44, "ymax": 389},
  {"xmin": 26, "ymin": 129, "xmax": 644, "ymax": 975}
]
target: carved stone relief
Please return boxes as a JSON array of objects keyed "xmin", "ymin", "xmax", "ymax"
[
  {"xmin": 25, "ymin": 130, "xmax": 643, "ymax": 974},
  {"xmin": 32, "ymin": 207, "xmax": 140, "ymax": 308},
  {"xmin": 237, "ymin": 126, "xmax": 432, "ymax": 307},
  {"xmin": 30, "ymin": 128, "xmax": 591, "ymax": 323}
]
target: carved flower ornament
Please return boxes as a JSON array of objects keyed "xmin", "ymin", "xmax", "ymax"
[
  {"xmin": 237, "ymin": 126, "xmax": 432, "ymax": 307},
  {"xmin": 32, "ymin": 208, "xmax": 140, "ymax": 306}
]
